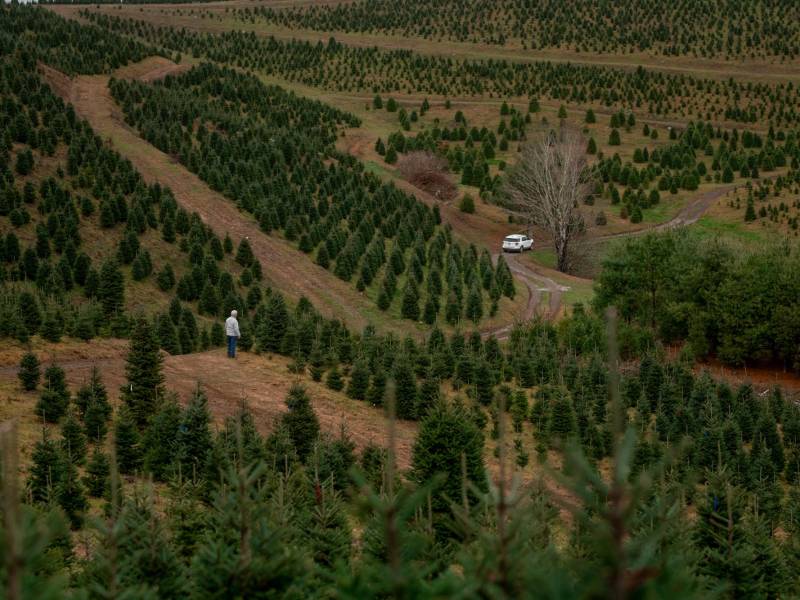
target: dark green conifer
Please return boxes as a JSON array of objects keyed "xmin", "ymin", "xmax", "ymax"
[
  {"xmin": 18, "ymin": 351, "xmax": 40, "ymax": 391},
  {"xmin": 120, "ymin": 318, "xmax": 165, "ymax": 428},
  {"xmin": 394, "ymin": 359, "xmax": 418, "ymax": 420},
  {"xmin": 36, "ymin": 364, "xmax": 70, "ymax": 423},
  {"xmin": 56, "ymin": 461, "xmax": 89, "ymax": 530},
  {"xmin": 83, "ymin": 447, "xmax": 110, "ymax": 498},
  {"xmin": 27, "ymin": 435, "xmax": 64, "ymax": 504},
  {"xmin": 143, "ymin": 395, "xmax": 181, "ymax": 481},
  {"xmin": 347, "ymin": 360, "xmax": 370, "ymax": 400},
  {"xmin": 115, "ymin": 406, "xmax": 142, "ymax": 475},
  {"xmin": 412, "ymin": 401, "xmax": 486, "ymax": 519},
  {"xmin": 60, "ymin": 410, "xmax": 87, "ymax": 465},
  {"xmin": 281, "ymin": 384, "xmax": 320, "ymax": 464},
  {"xmin": 258, "ymin": 292, "xmax": 289, "ymax": 353},
  {"xmin": 176, "ymin": 385, "xmax": 213, "ymax": 480}
]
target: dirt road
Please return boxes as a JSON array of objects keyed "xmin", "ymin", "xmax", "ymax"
[{"xmin": 40, "ymin": 59, "xmax": 392, "ymax": 334}]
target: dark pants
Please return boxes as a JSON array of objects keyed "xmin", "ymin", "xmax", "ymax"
[{"xmin": 227, "ymin": 336, "xmax": 238, "ymax": 358}]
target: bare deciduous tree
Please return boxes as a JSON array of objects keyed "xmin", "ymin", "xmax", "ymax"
[
  {"xmin": 398, "ymin": 151, "xmax": 457, "ymax": 201},
  {"xmin": 503, "ymin": 128, "xmax": 591, "ymax": 273}
]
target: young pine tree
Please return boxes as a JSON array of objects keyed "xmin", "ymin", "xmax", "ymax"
[
  {"xmin": 394, "ymin": 360, "xmax": 418, "ymax": 420},
  {"xmin": 258, "ymin": 292, "xmax": 289, "ymax": 353},
  {"xmin": 176, "ymin": 385, "xmax": 214, "ymax": 481},
  {"xmin": 142, "ymin": 394, "xmax": 182, "ymax": 481},
  {"xmin": 114, "ymin": 406, "xmax": 142, "ymax": 475},
  {"xmin": 60, "ymin": 410, "xmax": 88, "ymax": 466},
  {"xmin": 17, "ymin": 351, "xmax": 40, "ymax": 391},
  {"xmin": 281, "ymin": 384, "xmax": 320, "ymax": 464},
  {"xmin": 346, "ymin": 360, "xmax": 370, "ymax": 401},
  {"xmin": 83, "ymin": 447, "xmax": 110, "ymax": 498},
  {"xmin": 120, "ymin": 318, "xmax": 165, "ymax": 428},
  {"xmin": 35, "ymin": 364, "xmax": 70, "ymax": 423},
  {"xmin": 56, "ymin": 461, "xmax": 89, "ymax": 530},
  {"xmin": 412, "ymin": 400, "xmax": 487, "ymax": 517},
  {"xmin": 27, "ymin": 435, "xmax": 65, "ymax": 504}
]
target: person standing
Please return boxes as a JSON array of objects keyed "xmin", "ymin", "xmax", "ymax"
[{"xmin": 225, "ymin": 310, "xmax": 240, "ymax": 358}]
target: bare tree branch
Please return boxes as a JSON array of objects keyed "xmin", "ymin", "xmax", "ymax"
[{"xmin": 503, "ymin": 127, "xmax": 591, "ymax": 273}]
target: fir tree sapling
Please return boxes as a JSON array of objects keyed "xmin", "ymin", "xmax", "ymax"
[
  {"xmin": 120, "ymin": 318, "xmax": 165, "ymax": 428},
  {"xmin": 18, "ymin": 352, "xmax": 40, "ymax": 391},
  {"xmin": 281, "ymin": 384, "xmax": 320, "ymax": 464},
  {"xmin": 35, "ymin": 364, "xmax": 70, "ymax": 423}
]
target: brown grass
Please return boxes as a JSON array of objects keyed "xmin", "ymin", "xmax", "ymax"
[{"xmin": 0, "ymin": 337, "xmax": 418, "ymax": 472}]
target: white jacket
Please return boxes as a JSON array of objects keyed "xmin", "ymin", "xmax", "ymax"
[{"xmin": 225, "ymin": 316, "xmax": 240, "ymax": 337}]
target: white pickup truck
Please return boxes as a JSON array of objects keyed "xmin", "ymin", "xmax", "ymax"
[{"xmin": 502, "ymin": 233, "xmax": 534, "ymax": 253}]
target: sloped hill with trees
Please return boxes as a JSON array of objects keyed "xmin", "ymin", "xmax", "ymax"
[
  {"xmin": 108, "ymin": 63, "xmax": 516, "ymax": 325},
  {"xmin": 0, "ymin": 29, "xmax": 254, "ymax": 352},
  {"xmin": 238, "ymin": 0, "xmax": 800, "ymax": 60},
  {"xmin": 3, "ymin": 5, "xmax": 800, "ymax": 599},
  {"xmin": 85, "ymin": 12, "xmax": 800, "ymax": 129}
]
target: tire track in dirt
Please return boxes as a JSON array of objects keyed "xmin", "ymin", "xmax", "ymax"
[
  {"xmin": 40, "ymin": 61, "xmax": 400, "ymax": 334},
  {"xmin": 594, "ymin": 175, "xmax": 782, "ymax": 242},
  {"xmin": 345, "ymin": 137, "xmax": 566, "ymax": 334}
]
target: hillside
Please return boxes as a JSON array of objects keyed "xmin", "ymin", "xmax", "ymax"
[{"xmin": 4, "ymin": 4, "xmax": 800, "ymax": 599}]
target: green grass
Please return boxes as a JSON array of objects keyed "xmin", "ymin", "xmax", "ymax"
[
  {"xmin": 606, "ymin": 195, "xmax": 687, "ymax": 225},
  {"xmin": 363, "ymin": 160, "xmax": 393, "ymax": 177},
  {"xmin": 530, "ymin": 247, "xmax": 557, "ymax": 269},
  {"xmin": 692, "ymin": 216, "xmax": 769, "ymax": 244},
  {"xmin": 562, "ymin": 280, "xmax": 595, "ymax": 309}
]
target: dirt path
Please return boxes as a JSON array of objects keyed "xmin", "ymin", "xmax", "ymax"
[
  {"xmin": 595, "ymin": 176, "xmax": 781, "ymax": 242},
  {"xmin": 40, "ymin": 61, "xmax": 398, "ymax": 335}
]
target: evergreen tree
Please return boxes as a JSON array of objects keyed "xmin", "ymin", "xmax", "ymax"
[
  {"xmin": 466, "ymin": 284, "xmax": 484, "ymax": 323},
  {"xmin": 412, "ymin": 401, "xmax": 486, "ymax": 518},
  {"xmin": 27, "ymin": 435, "xmax": 64, "ymax": 504},
  {"xmin": 18, "ymin": 351, "xmax": 40, "ymax": 391},
  {"xmin": 401, "ymin": 280, "xmax": 420, "ymax": 321},
  {"xmin": 115, "ymin": 406, "xmax": 142, "ymax": 475},
  {"xmin": 394, "ymin": 359, "xmax": 418, "ymax": 420},
  {"xmin": 98, "ymin": 258, "xmax": 124, "ymax": 315},
  {"xmin": 281, "ymin": 384, "xmax": 320, "ymax": 464},
  {"xmin": 744, "ymin": 197, "xmax": 756, "ymax": 221},
  {"xmin": 366, "ymin": 369, "xmax": 387, "ymax": 406},
  {"xmin": 36, "ymin": 364, "xmax": 70, "ymax": 423},
  {"xmin": 143, "ymin": 395, "xmax": 181, "ymax": 481},
  {"xmin": 548, "ymin": 391, "xmax": 577, "ymax": 441},
  {"xmin": 121, "ymin": 318, "xmax": 165, "ymax": 428},
  {"xmin": 176, "ymin": 385, "xmax": 214, "ymax": 481},
  {"xmin": 84, "ymin": 447, "xmax": 110, "ymax": 498},
  {"xmin": 347, "ymin": 360, "xmax": 370, "ymax": 400},
  {"xmin": 307, "ymin": 486, "xmax": 352, "ymax": 568},
  {"xmin": 60, "ymin": 410, "xmax": 87, "ymax": 466},
  {"xmin": 56, "ymin": 461, "xmax": 89, "ymax": 530},
  {"xmin": 235, "ymin": 237, "xmax": 254, "ymax": 267},
  {"xmin": 474, "ymin": 360, "xmax": 495, "ymax": 405},
  {"xmin": 326, "ymin": 366, "xmax": 345, "ymax": 392},
  {"xmin": 258, "ymin": 292, "xmax": 289, "ymax": 353}
]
